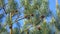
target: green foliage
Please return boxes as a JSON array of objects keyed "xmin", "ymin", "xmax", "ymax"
[
  {"xmin": 0, "ymin": 0, "xmax": 4, "ymax": 7},
  {"xmin": 1, "ymin": 0, "xmax": 60, "ymax": 34},
  {"xmin": 20, "ymin": 0, "xmax": 51, "ymax": 34},
  {"xmin": 55, "ymin": 0, "xmax": 60, "ymax": 31}
]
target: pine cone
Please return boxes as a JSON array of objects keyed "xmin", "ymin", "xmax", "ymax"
[
  {"xmin": 31, "ymin": 14, "xmax": 34, "ymax": 16},
  {"xmin": 24, "ymin": 15, "xmax": 28, "ymax": 18},
  {"xmin": 41, "ymin": 15, "xmax": 45, "ymax": 19},
  {"xmin": 37, "ymin": 25, "xmax": 41, "ymax": 30}
]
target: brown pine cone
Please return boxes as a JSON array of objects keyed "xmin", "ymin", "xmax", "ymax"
[
  {"xmin": 24, "ymin": 15, "xmax": 28, "ymax": 18},
  {"xmin": 37, "ymin": 26, "xmax": 41, "ymax": 30},
  {"xmin": 15, "ymin": 10, "xmax": 18, "ymax": 13},
  {"xmin": 31, "ymin": 14, "xmax": 34, "ymax": 16},
  {"xmin": 41, "ymin": 15, "xmax": 45, "ymax": 19}
]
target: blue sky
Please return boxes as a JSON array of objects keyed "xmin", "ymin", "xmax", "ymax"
[
  {"xmin": 46, "ymin": 0, "xmax": 56, "ymax": 23},
  {"xmin": 46, "ymin": 0, "xmax": 60, "ymax": 23},
  {"xmin": 49, "ymin": 0, "xmax": 57, "ymax": 19}
]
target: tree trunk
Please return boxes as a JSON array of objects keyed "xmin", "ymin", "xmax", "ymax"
[
  {"xmin": 10, "ymin": 12, "xmax": 12, "ymax": 34},
  {"xmin": 10, "ymin": 26, "xmax": 12, "ymax": 34}
]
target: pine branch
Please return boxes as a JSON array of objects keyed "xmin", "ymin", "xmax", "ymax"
[{"xmin": 0, "ymin": 3, "xmax": 8, "ymax": 14}]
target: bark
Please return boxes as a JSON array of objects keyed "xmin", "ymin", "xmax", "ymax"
[{"xmin": 10, "ymin": 12, "xmax": 12, "ymax": 34}]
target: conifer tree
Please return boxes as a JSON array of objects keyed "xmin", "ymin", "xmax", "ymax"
[
  {"xmin": 0, "ymin": 0, "xmax": 60, "ymax": 34},
  {"xmin": 20, "ymin": 0, "xmax": 51, "ymax": 34}
]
